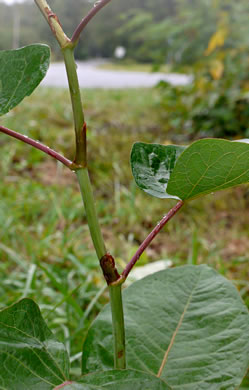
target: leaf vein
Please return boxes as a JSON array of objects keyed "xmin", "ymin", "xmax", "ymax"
[
  {"xmin": 0, "ymin": 320, "xmax": 67, "ymax": 381},
  {"xmin": 157, "ymin": 271, "xmax": 202, "ymax": 377}
]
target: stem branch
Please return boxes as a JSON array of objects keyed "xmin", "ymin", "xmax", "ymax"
[
  {"xmin": 34, "ymin": 0, "xmax": 71, "ymax": 48},
  {"xmin": 0, "ymin": 125, "xmax": 73, "ymax": 169},
  {"xmin": 122, "ymin": 200, "xmax": 184, "ymax": 280},
  {"xmin": 71, "ymin": 0, "xmax": 112, "ymax": 43}
]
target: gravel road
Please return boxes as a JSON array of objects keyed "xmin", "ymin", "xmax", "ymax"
[{"xmin": 41, "ymin": 61, "xmax": 191, "ymax": 88}]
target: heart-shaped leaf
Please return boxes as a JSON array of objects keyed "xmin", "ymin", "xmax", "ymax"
[
  {"xmin": 0, "ymin": 298, "xmax": 69, "ymax": 389},
  {"xmin": 131, "ymin": 142, "xmax": 186, "ymax": 199},
  {"xmin": 54, "ymin": 370, "xmax": 170, "ymax": 389},
  {"xmin": 82, "ymin": 265, "xmax": 249, "ymax": 390},
  {"xmin": 0, "ymin": 44, "xmax": 50, "ymax": 116},
  {"xmin": 167, "ymin": 138, "xmax": 249, "ymax": 200}
]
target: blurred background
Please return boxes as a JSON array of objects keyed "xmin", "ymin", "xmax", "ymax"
[{"xmin": 0, "ymin": 0, "xmax": 248, "ymax": 385}]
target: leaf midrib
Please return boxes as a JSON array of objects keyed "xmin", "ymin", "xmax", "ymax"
[
  {"xmin": 186, "ymin": 150, "xmax": 249, "ymax": 200},
  {"xmin": 157, "ymin": 271, "xmax": 201, "ymax": 378}
]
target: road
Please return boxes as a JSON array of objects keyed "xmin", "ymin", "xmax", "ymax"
[{"xmin": 41, "ymin": 61, "xmax": 191, "ymax": 88}]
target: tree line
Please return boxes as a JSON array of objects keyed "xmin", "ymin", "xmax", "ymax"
[
  {"xmin": 0, "ymin": 0, "xmax": 249, "ymax": 64},
  {"xmin": 0, "ymin": 0, "xmax": 171, "ymax": 60}
]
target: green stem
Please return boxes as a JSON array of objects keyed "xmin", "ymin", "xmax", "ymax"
[
  {"xmin": 76, "ymin": 168, "xmax": 106, "ymax": 260},
  {"xmin": 77, "ymin": 168, "xmax": 126, "ymax": 370},
  {"xmin": 60, "ymin": 27, "xmax": 126, "ymax": 371},
  {"xmin": 62, "ymin": 47, "xmax": 86, "ymax": 166},
  {"xmin": 36, "ymin": 0, "xmax": 126, "ymax": 372},
  {"xmin": 109, "ymin": 285, "xmax": 126, "ymax": 369},
  {"xmin": 35, "ymin": 0, "xmax": 71, "ymax": 48}
]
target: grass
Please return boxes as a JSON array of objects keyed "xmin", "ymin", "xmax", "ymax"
[
  {"xmin": 97, "ymin": 60, "xmax": 171, "ymax": 73},
  {"xmin": 0, "ymin": 87, "xmax": 248, "ymax": 382}
]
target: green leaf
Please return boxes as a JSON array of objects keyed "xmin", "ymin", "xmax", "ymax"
[
  {"xmin": 167, "ymin": 138, "xmax": 249, "ymax": 200},
  {"xmin": 131, "ymin": 142, "xmax": 186, "ymax": 199},
  {"xmin": 82, "ymin": 265, "xmax": 249, "ymax": 390},
  {"xmin": 0, "ymin": 44, "xmax": 50, "ymax": 116},
  {"xmin": 0, "ymin": 298, "xmax": 69, "ymax": 389},
  {"xmin": 55, "ymin": 370, "xmax": 171, "ymax": 389}
]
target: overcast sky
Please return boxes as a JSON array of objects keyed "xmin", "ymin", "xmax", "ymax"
[{"xmin": 1, "ymin": 0, "xmax": 25, "ymax": 4}]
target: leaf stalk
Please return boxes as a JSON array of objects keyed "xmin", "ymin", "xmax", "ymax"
[
  {"xmin": 0, "ymin": 125, "xmax": 74, "ymax": 169},
  {"xmin": 121, "ymin": 200, "xmax": 184, "ymax": 280},
  {"xmin": 71, "ymin": 0, "xmax": 113, "ymax": 43}
]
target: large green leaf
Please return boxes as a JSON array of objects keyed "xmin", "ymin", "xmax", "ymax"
[
  {"xmin": 131, "ymin": 142, "xmax": 186, "ymax": 199},
  {"xmin": 0, "ymin": 44, "xmax": 50, "ymax": 116},
  {"xmin": 82, "ymin": 265, "xmax": 249, "ymax": 390},
  {"xmin": 167, "ymin": 138, "xmax": 249, "ymax": 200},
  {"xmin": 0, "ymin": 298, "xmax": 69, "ymax": 389},
  {"xmin": 55, "ymin": 370, "xmax": 171, "ymax": 389}
]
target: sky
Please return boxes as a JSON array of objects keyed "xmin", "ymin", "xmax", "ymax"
[{"xmin": 1, "ymin": 0, "xmax": 25, "ymax": 4}]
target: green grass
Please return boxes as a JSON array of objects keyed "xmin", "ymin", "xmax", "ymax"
[
  {"xmin": 0, "ymin": 87, "xmax": 248, "ymax": 382},
  {"xmin": 97, "ymin": 60, "xmax": 171, "ymax": 73}
]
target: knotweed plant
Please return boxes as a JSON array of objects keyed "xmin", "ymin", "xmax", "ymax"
[{"xmin": 0, "ymin": 1, "xmax": 248, "ymax": 389}]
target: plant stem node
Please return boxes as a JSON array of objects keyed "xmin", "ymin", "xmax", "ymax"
[{"xmin": 100, "ymin": 253, "xmax": 120, "ymax": 285}]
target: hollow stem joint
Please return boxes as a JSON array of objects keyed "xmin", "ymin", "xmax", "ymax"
[{"xmin": 100, "ymin": 253, "xmax": 120, "ymax": 285}]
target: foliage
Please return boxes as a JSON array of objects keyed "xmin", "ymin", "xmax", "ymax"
[
  {"xmin": 1, "ymin": 0, "xmax": 249, "ymax": 65},
  {"xmin": 0, "ymin": 299, "xmax": 169, "ymax": 390},
  {"xmin": 131, "ymin": 139, "xmax": 249, "ymax": 200},
  {"xmin": 82, "ymin": 266, "xmax": 249, "ymax": 389},
  {"xmin": 0, "ymin": 299, "xmax": 69, "ymax": 389},
  {"xmin": 0, "ymin": 0, "xmax": 248, "ymax": 389},
  {"xmin": 117, "ymin": 0, "xmax": 249, "ymax": 65},
  {"xmin": 158, "ymin": 51, "xmax": 249, "ymax": 139},
  {"xmin": 1, "ymin": 0, "xmax": 246, "ymax": 64},
  {"xmin": 131, "ymin": 142, "xmax": 186, "ymax": 199},
  {"xmin": 156, "ymin": 0, "xmax": 249, "ymax": 139},
  {"xmin": 0, "ymin": 44, "xmax": 50, "ymax": 115},
  {"xmin": 0, "ymin": 87, "xmax": 248, "ymax": 386},
  {"xmin": 0, "ymin": 0, "xmax": 170, "ymax": 60}
]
